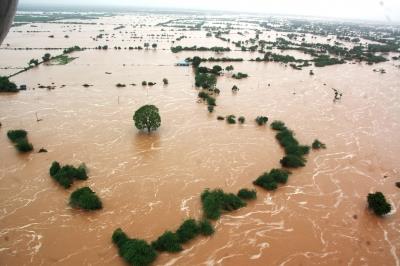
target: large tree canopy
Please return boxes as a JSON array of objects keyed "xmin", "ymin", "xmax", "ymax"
[{"xmin": 133, "ymin": 105, "xmax": 161, "ymax": 133}]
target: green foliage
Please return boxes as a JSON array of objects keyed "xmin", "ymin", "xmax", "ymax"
[
  {"xmin": 198, "ymin": 220, "xmax": 214, "ymax": 236},
  {"xmin": 7, "ymin": 130, "xmax": 27, "ymax": 142},
  {"xmin": 49, "ymin": 162, "xmax": 88, "ymax": 189},
  {"xmin": 206, "ymin": 96, "xmax": 216, "ymax": 106},
  {"xmin": 133, "ymin": 105, "xmax": 161, "ymax": 133},
  {"xmin": 274, "ymin": 124, "xmax": 308, "ymax": 168},
  {"xmin": 142, "ymin": 81, "xmax": 147, "ymax": 86},
  {"xmin": 112, "ymin": 228, "xmax": 157, "ymax": 266},
  {"xmin": 226, "ymin": 115, "xmax": 236, "ymax": 124},
  {"xmin": 195, "ymin": 72, "xmax": 217, "ymax": 89},
  {"xmin": 176, "ymin": 219, "xmax": 200, "ymax": 244},
  {"xmin": 255, "ymin": 116, "xmax": 268, "ymax": 126},
  {"xmin": 270, "ymin": 120, "xmax": 287, "ymax": 131},
  {"xmin": 232, "ymin": 72, "xmax": 248, "ymax": 79},
  {"xmin": 70, "ymin": 187, "xmax": 102, "ymax": 210},
  {"xmin": 238, "ymin": 116, "xmax": 245, "ymax": 124},
  {"xmin": 42, "ymin": 53, "xmax": 51, "ymax": 62},
  {"xmin": 237, "ymin": 189, "xmax": 257, "ymax": 200},
  {"xmin": 253, "ymin": 168, "xmax": 290, "ymax": 190},
  {"xmin": 63, "ymin": 46, "xmax": 82, "ymax": 54},
  {"xmin": 312, "ymin": 139, "xmax": 326, "ymax": 149},
  {"xmin": 15, "ymin": 138, "xmax": 33, "ymax": 152},
  {"xmin": 0, "ymin": 76, "xmax": 18, "ymax": 92},
  {"xmin": 314, "ymin": 55, "xmax": 345, "ymax": 67},
  {"xmin": 7, "ymin": 129, "xmax": 33, "ymax": 153},
  {"xmin": 151, "ymin": 231, "xmax": 182, "ymax": 253},
  {"xmin": 208, "ymin": 105, "xmax": 214, "ymax": 113},
  {"xmin": 192, "ymin": 56, "xmax": 202, "ymax": 68},
  {"xmin": 50, "ymin": 161, "xmax": 61, "ymax": 177},
  {"xmin": 201, "ymin": 189, "xmax": 246, "ymax": 220},
  {"xmin": 367, "ymin": 192, "xmax": 392, "ymax": 216},
  {"xmin": 225, "ymin": 65, "xmax": 234, "ymax": 72},
  {"xmin": 280, "ymin": 154, "xmax": 305, "ymax": 168},
  {"xmin": 171, "ymin": 46, "xmax": 230, "ymax": 53}
]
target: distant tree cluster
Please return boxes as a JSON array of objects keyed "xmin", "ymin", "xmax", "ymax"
[
  {"xmin": 7, "ymin": 130, "xmax": 33, "ymax": 152},
  {"xmin": 232, "ymin": 72, "xmax": 248, "ymax": 79},
  {"xmin": 49, "ymin": 161, "xmax": 88, "ymax": 189},
  {"xmin": 171, "ymin": 45, "xmax": 230, "ymax": 53}
]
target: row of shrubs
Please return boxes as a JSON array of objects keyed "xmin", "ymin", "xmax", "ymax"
[
  {"xmin": 7, "ymin": 130, "xmax": 33, "ymax": 153},
  {"xmin": 271, "ymin": 121, "xmax": 310, "ymax": 168},
  {"xmin": 112, "ymin": 187, "xmax": 256, "ymax": 265}
]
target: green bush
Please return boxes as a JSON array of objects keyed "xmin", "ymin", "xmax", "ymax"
[
  {"xmin": 15, "ymin": 138, "xmax": 33, "ymax": 152},
  {"xmin": 70, "ymin": 187, "xmax": 102, "ymax": 210},
  {"xmin": 198, "ymin": 220, "xmax": 214, "ymax": 236},
  {"xmin": 367, "ymin": 192, "xmax": 392, "ymax": 216},
  {"xmin": 49, "ymin": 162, "xmax": 88, "ymax": 189},
  {"xmin": 151, "ymin": 231, "xmax": 182, "ymax": 253},
  {"xmin": 50, "ymin": 161, "xmax": 61, "ymax": 177},
  {"xmin": 112, "ymin": 228, "xmax": 157, "ymax": 266},
  {"xmin": 270, "ymin": 120, "xmax": 287, "ymax": 131},
  {"xmin": 280, "ymin": 154, "xmax": 306, "ymax": 168},
  {"xmin": 176, "ymin": 219, "xmax": 200, "ymax": 244},
  {"xmin": 253, "ymin": 172, "xmax": 278, "ymax": 191},
  {"xmin": 226, "ymin": 115, "xmax": 236, "ymax": 124},
  {"xmin": 312, "ymin": 139, "xmax": 326, "ymax": 149},
  {"xmin": 207, "ymin": 96, "xmax": 216, "ymax": 107},
  {"xmin": 7, "ymin": 130, "xmax": 27, "ymax": 142},
  {"xmin": 201, "ymin": 189, "xmax": 246, "ymax": 220},
  {"xmin": 255, "ymin": 116, "xmax": 268, "ymax": 126},
  {"xmin": 237, "ymin": 189, "xmax": 257, "ymax": 200},
  {"xmin": 0, "ymin": 76, "xmax": 18, "ymax": 92},
  {"xmin": 238, "ymin": 116, "xmax": 245, "ymax": 124}
]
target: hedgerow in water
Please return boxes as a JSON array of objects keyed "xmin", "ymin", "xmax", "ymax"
[
  {"xmin": 253, "ymin": 169, "xmax": 291, "ymax": 191},
  {"xmin": 112, "ymin": 228, "xmax": 157, "ymax": 266},
  {"xmin": 237, "ymin": 189, "xmax": 257, "ymax": 200},
  {"xmin": 198, "ymin": 219, "xmax": 214, "ymax": 236},
  {"xmin": 151, "ymin": 231, "xmax": 182, "ymax": 253},
  {"xmin": 201, "ymin": 189, "xmax": 246, "ymax": 220},
  {"xmin": 176, "ymin": 219, "xmax": 200, "ymax": 244}
]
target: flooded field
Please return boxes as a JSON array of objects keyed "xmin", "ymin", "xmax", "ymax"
[{"xmin": 0, "ymin": 11, "xmax": 399, "ymax": 266}]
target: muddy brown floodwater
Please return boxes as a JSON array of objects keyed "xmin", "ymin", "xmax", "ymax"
[{"xmin": 0, "ymin": 14, "xmax": 400, "ymax": 266}]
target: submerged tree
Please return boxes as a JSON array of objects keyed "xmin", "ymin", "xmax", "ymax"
[
  {"xmin": 367, "ymin": 192, "xmax": 391, "ymax": 216},
  {"xmin": 133, "ymin": 105, "xmax": 161, "ymax": 133}
]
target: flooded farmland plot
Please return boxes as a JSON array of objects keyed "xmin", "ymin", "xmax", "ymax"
[{"xmin": 0, "ymin": 9, "xmax": 399, "ymax": 266}]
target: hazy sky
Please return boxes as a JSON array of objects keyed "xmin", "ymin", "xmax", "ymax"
[{"xmin": 19, "ymin": 0, "xmax": 400, "ymax": 23}]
